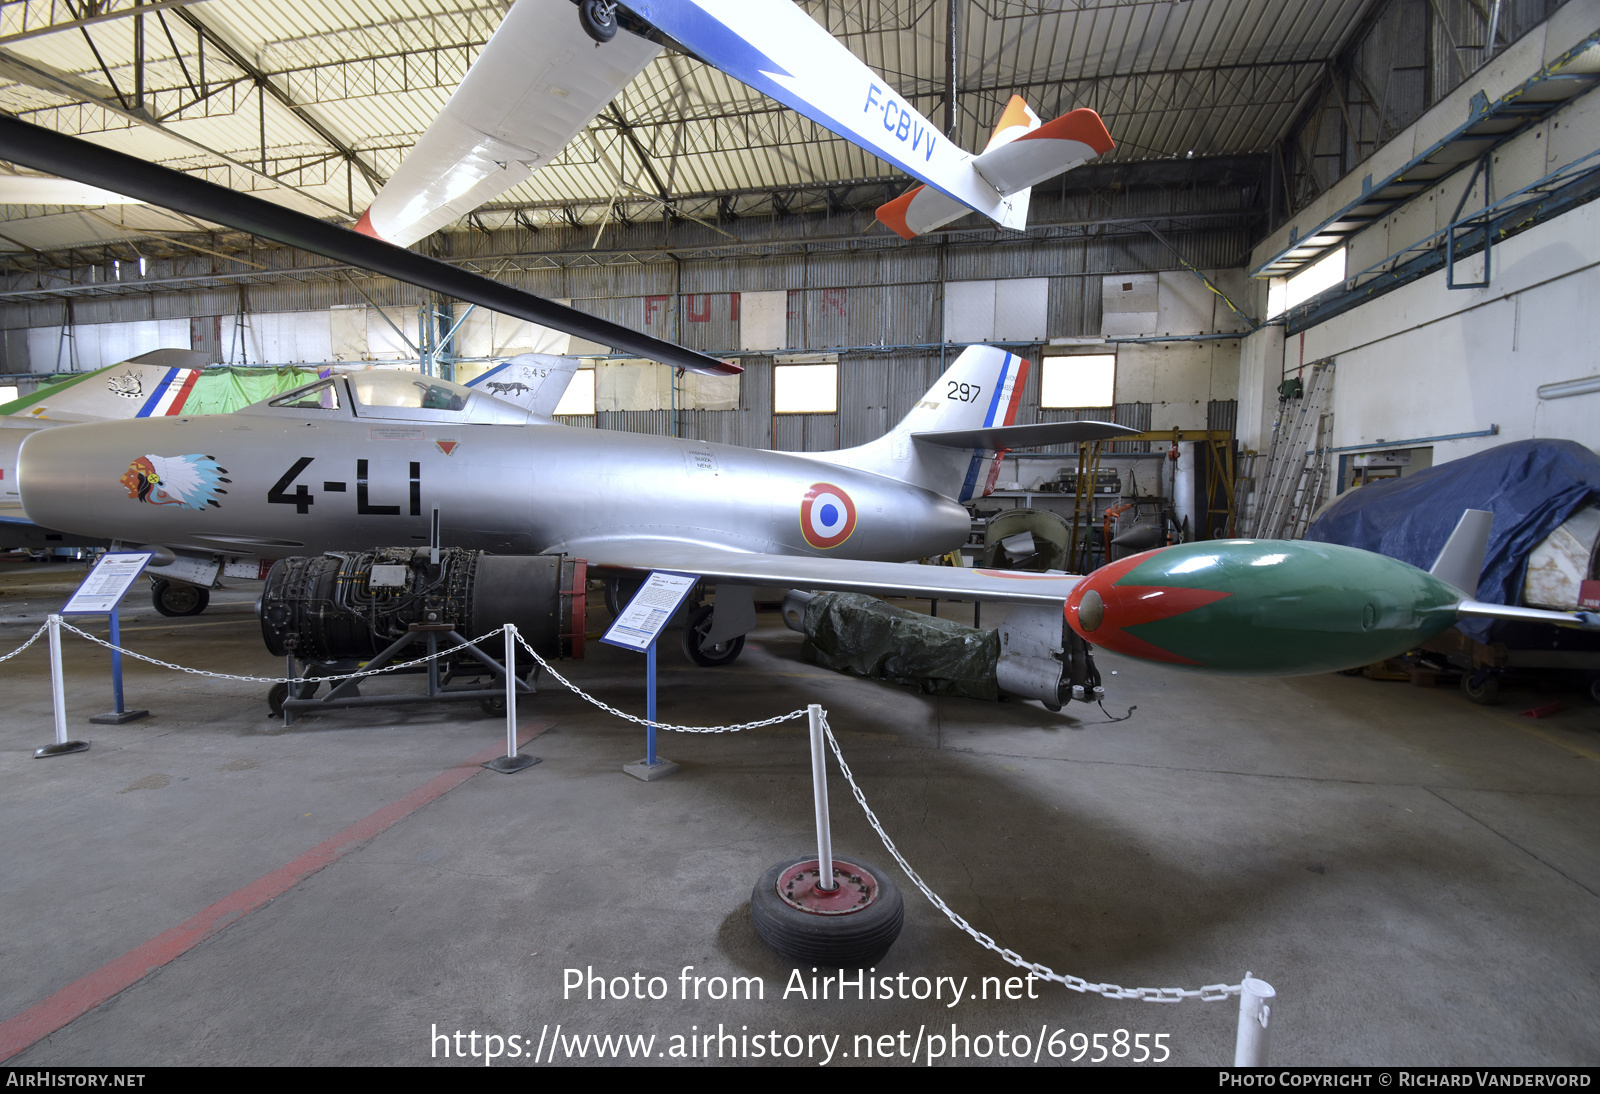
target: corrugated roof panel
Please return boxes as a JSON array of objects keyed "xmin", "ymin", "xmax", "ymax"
[{"xmin": 0, "ymin": 0, "xmax": 1471, "ymax": 249}]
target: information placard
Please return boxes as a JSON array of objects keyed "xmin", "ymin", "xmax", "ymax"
[
  {"xmin": 62, "ymin": 552, "xmax": 153, "ymax": 615},
  {"xmin": 600, "ymin": 571, "xmax": 699, "ymax": 652}
]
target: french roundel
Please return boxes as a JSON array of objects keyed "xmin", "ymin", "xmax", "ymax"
[{"xmin": 800, "ymin": 482, "xmax": 858, "ymax": 549}]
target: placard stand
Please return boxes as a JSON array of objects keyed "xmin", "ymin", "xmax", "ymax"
[
  {"xmin": 602, "ymin": 570, "xmax": 698, "ymax": 782},
  {"xmin": 35, "ymin": 551, "xmax": 154, "ymax": 756},
  {"xmin": 88, "ymin": 607, "xmax": 149, "ymax": 725}
]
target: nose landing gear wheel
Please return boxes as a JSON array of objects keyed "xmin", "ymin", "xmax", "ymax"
[
  {"xmin": 151, "ymin": 578, "xmax": 209, "ymax": 617},
  {"xmin": 750, "ymin": 856, "xmax": 904, "ymax": 967}
]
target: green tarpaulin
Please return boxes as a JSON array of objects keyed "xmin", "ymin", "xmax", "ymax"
[{"xmin": 801, "ymin": 591, "xmax": 1001, "ymax": 700}]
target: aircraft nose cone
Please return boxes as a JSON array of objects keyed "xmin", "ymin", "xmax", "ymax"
[{"xmin": 1074, "ymin": 588, "xmax": 1104, "ymax": 632}]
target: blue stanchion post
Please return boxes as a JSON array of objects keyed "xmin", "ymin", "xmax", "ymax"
[
  {"xmin": 90, "ymin": 604, "xmax": 149, "ymax": 725},
  {"xmin": 646, "ymin": 638, "xmax": 658, "ymax": 765}
]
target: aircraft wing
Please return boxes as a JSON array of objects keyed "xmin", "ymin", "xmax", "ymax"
[
  {"xmin": 576, "ymin": 539, "xmax": 1080, "ymax": 605},
  {"xmin": 360, "ymin": 0, "xmax": 661, "ymax": 247},
  {"xmin": 0, "ymin": 116, "xmax": 741, "ymax": 378}
]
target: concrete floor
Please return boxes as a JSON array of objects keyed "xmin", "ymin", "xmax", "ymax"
[{"xmin": 0, "ymin": 556, "xmax": 1597, "ymax": 1067}]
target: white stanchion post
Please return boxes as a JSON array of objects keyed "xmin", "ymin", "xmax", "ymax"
[
  {"xmin": 504, "ymin": 623, "xmax": 517, "ymax": 758},
  {"xmin": 35, "ymin": 613, "xmax": 89, "ymax": 757},
  {"xmin": 808, "ymin": 704, "xmax": 836, "ymax": 891},
  {"xmin": 1233, "ymin": 974, "xmax": 1275, "ymax": 1066},
  {"xmin": 482, "ymin": 624, "xmax": 539, "ymax": 774}
]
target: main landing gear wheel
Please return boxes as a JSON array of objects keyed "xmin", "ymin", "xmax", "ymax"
[
  {"xmin": 578, "ymin": 0, "xmax": 618, "ymax": 42},
  {"xmin": 681, "ymin": 604, "xmax": 745, "ymax": 667},
  {"xmin": 750, "ymin": 856, "xmax": 904, "ymax": 967},
  {"xmin": 151, "ymin": 578, "xmax": 209, "ymax": 617},
  {"xmin": 1460, "ymin": 669, "xmax": 1501, "ymax": 705}
]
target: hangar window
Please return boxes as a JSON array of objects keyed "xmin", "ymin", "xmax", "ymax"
[
  {"xmin": 1268, "ymin": 247, "xmax": 1347, "ymax": 319},
  {"xmin": 1040, "ymin": 354, "xmax": 1115, "ymax": 408},
  {"xmin": 774, "ymin": 363, "xmax": 837, "ymax": 414},
  {"xmin": 553, "ymin": 367, "xmax": 595, "ymax": 416}
]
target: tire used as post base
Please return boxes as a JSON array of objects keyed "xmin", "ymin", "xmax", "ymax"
[
  {"xmin": 483, "ymin": 754, "xmax": 542, "ymax": 774},
  {"xmin": 750, "ymin": 856, "xmax": 904, "ymax": 967},
  {"xmin": 34, "ymin": 740, "xmax": 90, "ymax": 758}
]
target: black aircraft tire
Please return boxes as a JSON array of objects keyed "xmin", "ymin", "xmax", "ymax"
[
  {"xmin": 1460, "ymin": 670, "xmax": 1501, "ymax": 705},
  {"xmin": 749, "ymin": 856, "xmax": 904, "ymax": 968},
  {"xmin": 681, "ymin": 604, "xmax": 745, "ymax": 667},
  {"xmin": 578, "ymin": 0, "xmax": 618, "ymax": 42},
  {"xmin": 152, "ymin": 579, "xmax": 209, "ymax": 617},
  {"xmin": 267, "ymin": 682, "xmax": 289, "ymax": 718}
]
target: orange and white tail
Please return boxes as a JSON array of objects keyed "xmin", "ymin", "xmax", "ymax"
[{"xmin": 875, "ymin": 98, "xmax": 1114, "ymax": 239}]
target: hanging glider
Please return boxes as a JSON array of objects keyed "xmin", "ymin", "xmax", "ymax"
[{"xmin": 357, "ymin": 0, "xmax": 1115, "ymax": 248}]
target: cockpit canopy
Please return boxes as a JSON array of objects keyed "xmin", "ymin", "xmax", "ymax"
[{"xmin": 255, "ymin": 371, "xmax": 529, "ymax": 425}]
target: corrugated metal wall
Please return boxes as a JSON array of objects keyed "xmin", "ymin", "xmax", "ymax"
[{"xmin": 1, "ymin": 182, "xmax": 1254, "ymax": 449}]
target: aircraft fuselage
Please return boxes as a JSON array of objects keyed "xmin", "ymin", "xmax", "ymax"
[{"xmin": 17, "ymin": 405, "xmax": 972, "ymax": 567}]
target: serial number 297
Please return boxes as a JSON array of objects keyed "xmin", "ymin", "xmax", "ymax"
[{"xmin": 1065, "ymin": 1030, "xmax": 1170, "ymax": 1063}]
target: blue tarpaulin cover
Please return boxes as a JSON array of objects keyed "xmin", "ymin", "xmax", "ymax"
[{"xmin": 1304, "ymin": 440, "xmax": 1600, "ymax": 641}]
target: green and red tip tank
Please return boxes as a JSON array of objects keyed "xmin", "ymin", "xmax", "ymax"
[{"xmin": 1065, "ymin": 540, "xmax": 1468, "ymax": 676}]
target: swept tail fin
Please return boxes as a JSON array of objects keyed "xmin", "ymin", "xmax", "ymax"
[{"xmin": 464, "ymin": 352, "xmax": 580, "ymax": 419}]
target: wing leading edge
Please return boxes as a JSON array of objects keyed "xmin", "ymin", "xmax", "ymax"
[{"xmin": 577, "ymin": 539, "xmax": 1080, "ymax": 605}]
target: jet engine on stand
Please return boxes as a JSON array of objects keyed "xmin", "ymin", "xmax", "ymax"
[{"xmin": 257, "ymin": 548, "xmax": 586, "ymax": 724}]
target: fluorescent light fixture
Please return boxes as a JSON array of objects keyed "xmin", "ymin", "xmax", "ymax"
[{"xmin": 1536, "ymin": 375, "xmax": 1600, "ymax": 400}]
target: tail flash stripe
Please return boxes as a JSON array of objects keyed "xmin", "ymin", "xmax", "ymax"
[
  {"xmin": 981, "ymin": 355, "xmax": 1012, "ymax": 428},
  {"xmin": 958, "ymin": 450, "xmax": 987, "ymax": 503},
  {"xmin": 1003, "ymin": 357, "xmax": 1030, "ymax": 426},
  {"xmin": 135, "ymin": 369, "xmax": 178, "ymax": 418},
  {"xmin": 163, "ymin": 370, "xmax": 199, "ymax": 415}
]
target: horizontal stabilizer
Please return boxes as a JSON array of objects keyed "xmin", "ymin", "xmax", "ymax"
[
  {"xmin": 912, "ymin": 420, "xmax": 1140, "ymax": 450},
  {"xmin": 875, "ymin": 184, "xmax": 970, "ymax": 240},
  {"xmin": 971, "ymin": 108, "xmax": 1114, "ymax": 196}
]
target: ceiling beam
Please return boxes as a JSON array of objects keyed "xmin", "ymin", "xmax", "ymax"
[
  {"xmin": 0, "ymin": 47, "xmax": 349, "ymax": 216},
  {"xmin": 170, "ymin": 8, "xmax": 386, "ymax": 194},
  {"xmin": 0, "ymin": 0, "xmax": 208, "ymax": 48}
]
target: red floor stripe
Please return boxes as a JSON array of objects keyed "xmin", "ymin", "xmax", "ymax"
[{"xmin": 0, "ymin": 722, "xmax": 552, "ymax": 1062}]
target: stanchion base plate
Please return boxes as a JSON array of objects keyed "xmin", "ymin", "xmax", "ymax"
[
  {"xmin": 482, "ymin": 754, "xmax": 541, "ymax": 774},
  {"xmin": 90, "ymin": 709, "xmax": 150, "ymax": 725},
  {"xmin": 34, "ymin": 740, "xmax": 90, "ymax": 758},
  {"xmin": 623, "ymin": 758, "xmax": 680, "ymax": 782}
]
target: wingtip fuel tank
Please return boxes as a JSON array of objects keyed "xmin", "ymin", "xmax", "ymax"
[{"xmin": 1065, "ymin": 540, "xmax": 1467, "ymax": 676}]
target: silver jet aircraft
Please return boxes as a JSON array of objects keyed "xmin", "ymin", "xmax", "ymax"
[{"xmin": 17, "ymin": 345, "xmax": 1130, "ymax": 706}]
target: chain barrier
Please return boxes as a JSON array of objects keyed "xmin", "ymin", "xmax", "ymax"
[
  {"xmin": 512, "ymin": 631, "xmax": 806, "ymax": 733},
  {"xmin": 23, "ymin": 615, "xmax": 1237, "ymax": 1000},
  {"xmin": 0, "ymin": 622, "xmax": 49, "ymax": 665},
  {"xmin": 817, "ymin": 709, "xmax": 1240, "ymax": 1003},
  {"xmin": 55, "ymin": 619, "xmax": 512, "ymax": 686}
]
